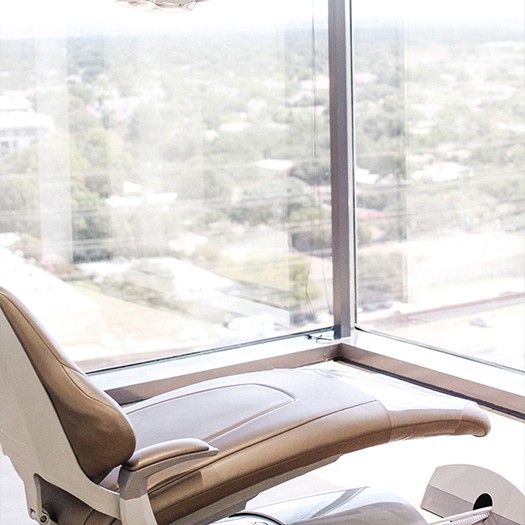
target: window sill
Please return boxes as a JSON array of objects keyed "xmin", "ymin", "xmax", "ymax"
[
  {"xmin": 90, "ymin": 334, "xmax": 339, "ymax": 404},
  {"xmin": 89, "ymin": 329, "xmax": 524, "ymax": 418},
  {"xmin": 340, "ymin": 330, "xmax": 524, "ymax": 419}
]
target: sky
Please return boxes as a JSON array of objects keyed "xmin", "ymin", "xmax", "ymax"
[
  {"xmin": 0, "ymin": 0, "xmax": 325, "ymax": 37},
  {"xmin": 0, "ymin": 0, "xmax": 523, "ymax": 38},
  {"xmin": 355, "ymin": 0, "xmax": 523, "ymax": 23}
]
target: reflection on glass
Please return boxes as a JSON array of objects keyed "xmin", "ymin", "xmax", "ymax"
[
  {"xmin": 0, "ymin": 0, "xmax": 332, "ymax": 370},
  {"xmin": 354, "ymin": 0, "xmax": 525, "ymax": 370}
]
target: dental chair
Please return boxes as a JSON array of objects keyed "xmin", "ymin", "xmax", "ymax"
[{"xmin": 0, "ymin": 286, "xmax": 491, "ymax": 525}]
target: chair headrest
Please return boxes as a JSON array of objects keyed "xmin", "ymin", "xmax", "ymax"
[{"xmin": 0, "ymin": 287, "xmax": 136, "ymax": 481}]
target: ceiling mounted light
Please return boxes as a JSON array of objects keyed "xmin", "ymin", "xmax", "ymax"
[{"xmin": 115, "ymin": 0, "xmax": 207, "ymax": 12}]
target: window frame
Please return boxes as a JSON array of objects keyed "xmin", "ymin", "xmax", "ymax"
[
  {"xmin": 87, "ymin": 0, "xmax": 524, "ymax": 421},
  {"xmin": 2, "ymin": 0, "xmax": 518, "ymax": 415}
]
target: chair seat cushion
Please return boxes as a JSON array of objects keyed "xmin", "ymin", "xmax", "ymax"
[{"xmin": 118, "ymin": 368, "xmax": 488, "ymax": 525}]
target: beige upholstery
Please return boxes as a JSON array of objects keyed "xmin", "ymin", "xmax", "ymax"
[
  {"xmin": 0, "ymin": 288, "xmax": 136, "ymax": 482},
  {"xmin": 0, "ymin": 286, "xmax": 491, "ymax": 525}
]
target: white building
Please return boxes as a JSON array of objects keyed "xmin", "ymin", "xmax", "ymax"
[{"xmin": 0, "ymin": 95, "xmax": 54, "ymax": 155}]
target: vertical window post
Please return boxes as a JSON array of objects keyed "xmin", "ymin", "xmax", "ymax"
[{"xmin": 329, "ymin": 0, "xmax": 355, "ymax": 338}]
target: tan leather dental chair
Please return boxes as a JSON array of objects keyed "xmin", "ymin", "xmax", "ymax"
[{"xmin": 0, "ymin": 286, "xmax": 490, "ymax": 525}]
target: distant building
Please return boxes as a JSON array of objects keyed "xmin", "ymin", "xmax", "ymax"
[{"xmin": 0, "ymin": 95, "xmax": 54, "ymax": 155}]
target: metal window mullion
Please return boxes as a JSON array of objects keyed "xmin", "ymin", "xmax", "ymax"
[{"xmin": 329, "ymin": 0, "xmax": 355, "ymax": 338}]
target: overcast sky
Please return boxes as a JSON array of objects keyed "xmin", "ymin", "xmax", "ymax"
[
  {"xmin": 0, "ymin": 0, "xmax": 522, "ymax": 38},
  {"xmin": 0, "ymin": 0, "xmax": 324, "ymax": 37}
]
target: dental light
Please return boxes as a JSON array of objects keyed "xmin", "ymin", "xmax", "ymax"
[{"xmin": 115, "ymin": 0, "xmax": 207, "ymax": 12}]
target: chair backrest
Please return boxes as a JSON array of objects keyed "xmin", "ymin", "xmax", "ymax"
[{"xmin": 0, "ymin": 286, "xmax": 136, "ymax": 490}]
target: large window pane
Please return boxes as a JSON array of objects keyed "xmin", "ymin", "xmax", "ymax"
[
  {"xmin": 0, "ymin": 0, "xmax": 332, "ymax": 370},
  {"xmin": 354, "ymin": 0, "xmax": 525, "ymax": 370}
]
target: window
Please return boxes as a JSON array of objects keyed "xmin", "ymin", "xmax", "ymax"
[
  {"xmin": 0, "ymin": 0, "xmax": 523, "ymax": 380},
  {"xmin": 353, "ymin": 0, "xmax": 525, "ymax": 372},
  {"xmin": 0, "ymin": 0, "xmax": 332, "ymax": 370}
]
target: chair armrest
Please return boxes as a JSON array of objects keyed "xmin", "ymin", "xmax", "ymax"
[
  {"xmin": 118, "ymin": 438, "xmax": 218, "ymax": 525},
  {"xmin": 119, "ymin": 438, "xmax": 218, "ymax": 498}
]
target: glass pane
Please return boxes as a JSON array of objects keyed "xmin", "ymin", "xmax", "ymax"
[
  {"xmin": 0, "ymin": 0, "xmax": 332, "ymax": 370},
  {"xmin": 354, "ymin": 0, "xmax": 525, "ymax": 371}
]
